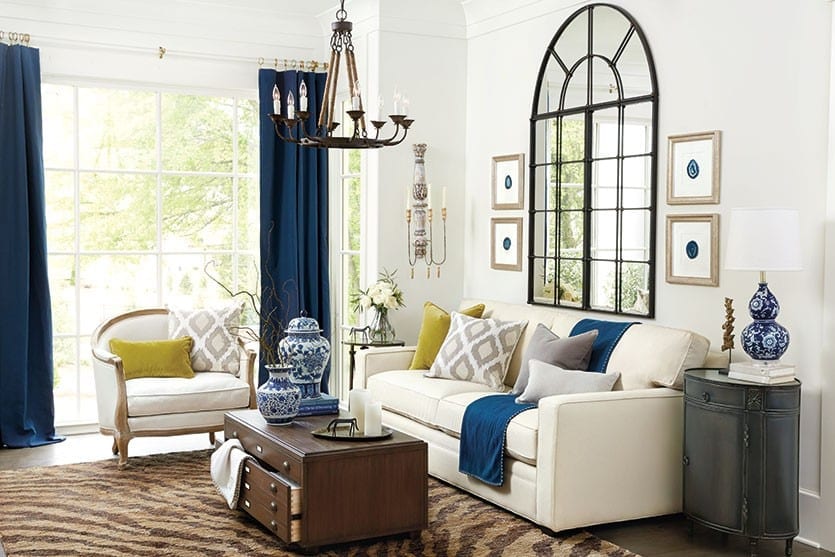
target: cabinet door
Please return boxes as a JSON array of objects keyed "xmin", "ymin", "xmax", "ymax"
[
  {"xmin": 762, "ymin": 412, "xmax": 800, "ymax": 536},
  {"xmin": 684, "ymin": 400, "xmax": 746, "ymax": 532}
]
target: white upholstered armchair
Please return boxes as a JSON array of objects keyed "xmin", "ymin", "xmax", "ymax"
[{"xmin": 91, "ymin": 308, "xmax": 257, "ymax": 467}]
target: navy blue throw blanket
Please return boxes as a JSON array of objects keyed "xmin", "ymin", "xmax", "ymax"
[
  {"xmin": 459, "ymin": 394, "xmax": 535, "ymax": 486},
  {"xmin": 570, "ymin": 318, "xmax": 637, "ymax": 372}
]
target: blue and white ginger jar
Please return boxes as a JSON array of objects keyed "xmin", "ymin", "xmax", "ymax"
[
  {"xmin": 279, "ymin": 313, "xmax": 331, "ymax": 399},
  {"xmin": 256, "ymin": 364, "xmax": 301, "ymax": 425}
]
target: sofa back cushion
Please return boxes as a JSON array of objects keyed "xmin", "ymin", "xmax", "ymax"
[{"xmin": 462, "ymin": 299, "xmax": 709, "ymax": 390}]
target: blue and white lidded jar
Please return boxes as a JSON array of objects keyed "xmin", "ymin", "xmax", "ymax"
[{"xmin": 279, "ymin": 313, "xmax": 331, "ymax": 399}]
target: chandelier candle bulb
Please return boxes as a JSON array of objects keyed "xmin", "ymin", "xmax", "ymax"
[
  {"xmin": 402, "ymin": 96, "xmax": 410, "ymax": 116},
  {"xmin": 286, "ymin": 91, "xmax": 295, "ymax": 120},
  {"xmin": 299, "ymin": 80, "xmax": 308, "ymax": 112},
  {"xmin": 351, "ymin": 80, "xmax": 361, "ymax": 111},
  {"xmin": 272, "ymin": 85, "xmax": 281, "ymax": 115},
  {"xmin": 348, "ymin": 388, "xmax": 371, "ymax": 432},
  {"xmin": 377, "ymin": 95, "xmax": 385, "ymax": 121},
  {"xmin": 364, "ymin": 401, "xmax": 383, "ymax": 436},
  {"xmin": 393, "ymin": 89, "xmax": 402, "ymax": 115}
]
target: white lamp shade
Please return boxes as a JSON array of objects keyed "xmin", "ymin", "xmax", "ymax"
[{"xmin": 724, "ymin": 208, "xmax": 802, "ymax": 271}]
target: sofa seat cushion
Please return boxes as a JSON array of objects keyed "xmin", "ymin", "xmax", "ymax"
[
  {"xmin": 435, "ymin": 392, "xmax": 539, "ymax": 465},
  {"xmin": 126, "ymin": 371, "xmax": 250, "ymax": 417},
  {"xmin": 368, "ymin": 371, "xmax": 495, "ymax": 425}
]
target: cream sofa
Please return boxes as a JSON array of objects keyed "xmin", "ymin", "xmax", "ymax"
[{"xmin": 355, "ymin": 299, "xmax": 713, "ymax": 533}]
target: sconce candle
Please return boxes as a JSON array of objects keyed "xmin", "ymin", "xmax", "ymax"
[
  {"xmin": 286, "ymin": 91, "xmax": 295, "ymax": 120},
  {"xmin": 299, "ymin": 80, "xmax": 308, "ymax": 112},
  {"xmin": 272, "ymin": 85, "xmax": 281, "ymax": 115}
]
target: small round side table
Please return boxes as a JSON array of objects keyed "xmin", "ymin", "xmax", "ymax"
[{"xmin": 342, "ymin": 339, "xmax": 406, "ymax": 389}]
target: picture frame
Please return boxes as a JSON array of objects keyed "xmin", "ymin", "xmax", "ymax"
[
  {"xmin": 491, "ymin": 153, "xmax": 525, "ymax": 210},
  {"xmin": 666, "ymin": 214, "xmax": 719, "ymax": 286},
  {"xmin": 490, "ymin": 217, "xmax": 523, "ymax": 271},
  {"xmin": 666, "ymin": 131, "xmax": 721, "ymax": 205}
]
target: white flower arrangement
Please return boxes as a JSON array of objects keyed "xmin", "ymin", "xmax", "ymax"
[{"xmin": 352, "ymin": 269, "xmax": 405, "ymax": 314}]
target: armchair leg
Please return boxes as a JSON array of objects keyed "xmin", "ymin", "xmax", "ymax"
[
  {"xmin": 115, "ymin": 434, "xmax": 131, "ymax": 469},
  {"xmin": 112, "ymin": 439, "xmax": 119, "ymax": 455},
  {"xmin": 209, "ymin": 431, "xmax": 216, "ymax": 446}
]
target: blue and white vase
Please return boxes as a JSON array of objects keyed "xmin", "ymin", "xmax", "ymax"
[
  {"xmin": 741, "ymin": 282, "xmax": 789, "ymax": 361},
  {"xmin": 256, "ymin": 364, "xmax": 302, "ymax": 425},
  {"xmin": 279, "ymin": 313, "xmax": 331, "ymax": 399}
]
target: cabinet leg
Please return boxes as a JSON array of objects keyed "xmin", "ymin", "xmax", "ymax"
[
  {"xmin": 749, "ymin": 537, "xmax": 759, "ymax": 557},
  {"xmin": 785, "ymin": 538, "xmax": 793, "ymax": 556}
]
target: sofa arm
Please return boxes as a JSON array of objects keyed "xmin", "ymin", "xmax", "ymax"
[
  {"xmin": 535, "ymin": 387, "xmax": 684, "ymax": 532},
  {"xmin": 354, "ymin": 346, "xmax": 417, "ymax": 388}
]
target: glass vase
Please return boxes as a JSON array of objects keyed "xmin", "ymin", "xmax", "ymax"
[{"xmin": 369, "ymin": 308, "xmax": 396, "ymax": 343}]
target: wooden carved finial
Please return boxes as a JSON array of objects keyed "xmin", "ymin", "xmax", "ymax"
[{"xmin": 721, "ymin": 297, "xmax": 735, "ymax": 352}]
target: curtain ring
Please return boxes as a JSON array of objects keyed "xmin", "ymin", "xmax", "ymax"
[
  {"xmin": 158, "ymin": 46, "xmax": 166, "ymax": 59},
  {"xmin": 257, "ymin": 56, "xmax": 264, "ymax": 67},
  {"xmin": 22, "ymin": 33, "xmax": 30, "ymax": 45},
  {"xmin": 9, "ymin": 32, "xmax": 18, "ymax": 43},
  {"xmin": 274, "ymin": 58, "xmax": 279, "ymax": 70},
  {"xmin": 0, "ymin": 31, "xmax": 5, "ymax": 42}
]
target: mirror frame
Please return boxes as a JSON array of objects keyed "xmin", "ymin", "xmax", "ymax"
[{"xmin": 527, "ymin": 2, "xmax": 658, "ymax": 317}]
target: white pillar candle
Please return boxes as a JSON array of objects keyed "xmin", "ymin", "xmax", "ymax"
[
  {"xmin": 348, "ymin": 388, "xmax": 370, "ymax": 432},
  {"xmin": 364, "ymin": 401, "xmax": 383, "ymax": 436}
]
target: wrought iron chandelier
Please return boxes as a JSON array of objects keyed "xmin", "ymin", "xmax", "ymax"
[{"xmin": 269, "ymin": 0, "xmax": 414, "ymax": 149}]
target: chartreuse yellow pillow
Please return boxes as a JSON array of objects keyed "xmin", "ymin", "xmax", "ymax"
[
  {"xmin": 109, "ymin": 337, "xmax": 195, "ymax": 380},
  {"xmin": 409, "ymin": 302, "xmax": 485, "ymax": 370}
]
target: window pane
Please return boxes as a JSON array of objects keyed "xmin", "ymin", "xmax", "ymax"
[
  {"xmin": 559, "ymin": 210, "xmax": 584, "ymax": 258},
  {"xmin": 78, "ymin": 345, "xmax": 97, "ymax": 423},
  {"xmin": 591, "ymin": 210, "xmax": 617, "ymax": 257},
  {"xmin": 342, "ymin": 253, "xmax": 360, "ymax": 327},
  {"xmin": 42, "ymin": 84, "xmax": 74, "ymax": 168},
  {"xmin": 559, "ymin": 259, "xmax": 583, "ymax": 305},
  {"xmin": 49, "ymin": 254, "xmax": 76, "ymax": 335},
  {"xmin": 238, "ymin": 98, "xmax": 259, "ymax": 174},
  {"xmin": 531, "ymin": 257, "xmax": 556, "ymax": 303},
  {"xmin": 79, "ymin": 172, "xmax": 157, "ymax": 251},
  {"xmin": 591, "ymin": 260, "xmax": 616, "ymax": 311},
  {"xmin": 238, "ymin": 177, "xmax": 259, "ymax": 250},
  {"xmin": 621, "ymin": 262, "xmax": 650, "ymax": 315},
  {"xmin": 343, "ymin": 149, "xmax": 361, "ymax": 175},
  {"xmin": 622, "ymin": 209, "xmax": 651, "ymax": 256},
  {"xmin": 162, "ymin": 93, "xmax": 234, "ymax": 172},
  {"xmin": 532, "ymin": 211, "xmax": 556, "ymax": 258},
  {"xmin": 45, "ymin": 170, "xmax": 75, "ymax": 250},
  {"xmin": 593, "ymin": 108, "xmax": 619, "ymax": 159},
  {"xmin": 164, "ymin": 253, "xmax": 233, "ymax": 306},
  {"xmin": 592, "ymin": 159, "xmax": 617, "ymax": 210},
  {"xmin": 560, "ymin": 115, "xmax": 584, "ymax": 162},
  {"xmin": 52, "ymin": 337, "xmax": 78, "ymax": 423},
  {"xmin": 79, "ymin": 88, "xmax": 157, "ymax": 170},
  {"xmin": 162, "ymin": 175, "xmax": 233, "ymax": 251},
  {"xmin": 78, "ymin": 254, "xmax": 158, "ymax": 334},
  {"xmin": 343, "ymin": 177, "xmax": 361, "ymax": 250}
]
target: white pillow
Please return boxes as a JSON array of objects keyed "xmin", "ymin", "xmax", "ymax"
[
  {"xmin": 515, "ymin": 359, "xmax": 620, "ymax": 404},
  {"xmin": 425, "ymin": 311, "xmax": 527, "ymax": 391},
  {"xmin": 168, "ymin": 303, "xmax": 242, "ymax": 373}
]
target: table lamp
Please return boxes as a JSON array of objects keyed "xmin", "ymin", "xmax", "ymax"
[{"xmin": 724, "ymin": 208, "xmax": 802, "ymax": 363}]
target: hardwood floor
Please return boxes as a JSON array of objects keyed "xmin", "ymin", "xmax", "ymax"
[{"xmin": 1, "ymin": 432, "xmax": 832, "ymax": 557}]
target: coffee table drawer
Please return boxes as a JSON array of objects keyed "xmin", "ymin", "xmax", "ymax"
[
  {"xmin": 239, "ymin": 458, "xmax": 301, "ymax": 543},
  {"xmin": 225, "ymin": 422, "xmax": 303, "ymax": 484}
]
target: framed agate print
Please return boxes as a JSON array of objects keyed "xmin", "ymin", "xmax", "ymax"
[{"xmin": 667, "ymin": 131, "xmax": 721, "ymax": 205}]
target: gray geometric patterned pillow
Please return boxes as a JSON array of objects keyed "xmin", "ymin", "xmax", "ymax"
[
  {"xmin": 168, "ymin": 303, "xmax": 243, "ymax": 373},
  {"xmin": 425, "ymin": 311, "xmax": 527, "ymax": 391}
]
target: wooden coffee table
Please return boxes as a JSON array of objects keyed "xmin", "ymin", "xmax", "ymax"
[{"xmin": 224, "ymin": 409, "xmax": 428, "ymax": 550}]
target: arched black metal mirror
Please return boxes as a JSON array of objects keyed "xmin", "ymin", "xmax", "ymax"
[{"xmin": 528, "ymin": 3, "xmax": 658, "ymax": 316}]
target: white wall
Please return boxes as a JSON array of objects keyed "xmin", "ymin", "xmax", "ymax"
[{"xmin": 462, "ymin": 0, "xmax": 833, "ymax": 547}]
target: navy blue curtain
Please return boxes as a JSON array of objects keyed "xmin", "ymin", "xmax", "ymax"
[
  {"xmin": 258, "ymin": 69, "xmax": 331, "ymax": 390},
  {"xmin": 0, "ymin": 45, "xmax": 63, "ymax": 448}
]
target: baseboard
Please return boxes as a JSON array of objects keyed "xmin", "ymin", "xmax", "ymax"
[{"xmin": 799, "ymin": 488, "xmax": 822, "ymax": 548}]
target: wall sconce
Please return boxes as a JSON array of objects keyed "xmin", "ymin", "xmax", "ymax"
[{"xmin": 406, "ymin": 143, "xmax": 447, "ymax": 278}]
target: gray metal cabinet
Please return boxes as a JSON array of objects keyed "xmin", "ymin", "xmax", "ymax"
[{"xmin": 683, "ymin": 369, "xmax": 800, "ymax": 557}]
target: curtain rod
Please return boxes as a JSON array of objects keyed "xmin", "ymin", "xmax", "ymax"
[{"xmin": 0, "ymin": 30, "xmax": 328, "ymax": 71}]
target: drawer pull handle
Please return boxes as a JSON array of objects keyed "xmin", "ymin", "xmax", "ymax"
[
  {"xmin": 683, "ymin": 456, "xmax": 690, "ymax": 466},
  {"xmin": 270, "ymin": 482, "xmax": 277, "ymax": 494},
  {"xmin": 244, "ymin": 466, "xmax": 250, "ymax": 473},
  {"xmin": 244, "ymin": 482, "xmax": 250, "ymax": 490},
  {"xmin": 283, "ymin": 461, "xmax": 290, "ymax": 471},
  {"xmin": 702, "ymin": 392, "xmax": 711, "ymax": 402},
  {"xmin": 256, "ymin": 444, "xmax": 263, "ymax": 453},
  {"xmin": 270, "ymin": 501, "xmax": 277, "ymax": 511},
  {"xmin": 270, "ymin": 520, "xmax": 277, "ymax": 531},
  {"xmin": 244, "ymin": 499, "xmax": 251, "ymax": 508}
]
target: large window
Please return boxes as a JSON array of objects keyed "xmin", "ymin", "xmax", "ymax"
[{"xmin": 42, "ymin": 83, "xmax": 259, "ymax": 427}]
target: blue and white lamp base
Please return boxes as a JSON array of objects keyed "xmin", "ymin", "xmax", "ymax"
[{"xmin": 741, "ymin": 282, "xmax": 789, "ymax": 363}]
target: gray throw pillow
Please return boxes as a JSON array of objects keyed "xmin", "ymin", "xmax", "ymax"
[
  {"xmin": 515, "ymin": 359, "xmax": 620, "ymax": 404},
  {"xmin": 510, "ymin": 325, "xmax": 598, "ymax": 396}
]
